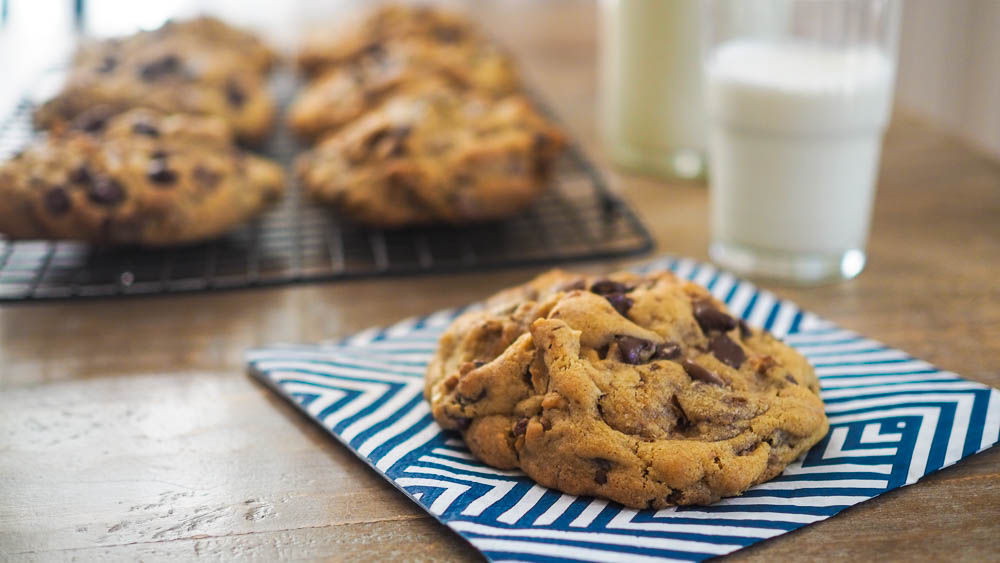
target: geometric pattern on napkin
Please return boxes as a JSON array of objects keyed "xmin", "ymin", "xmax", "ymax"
[{"xmin": 247, "ymin": 256, "xmax": 1000, "ymax": 562}]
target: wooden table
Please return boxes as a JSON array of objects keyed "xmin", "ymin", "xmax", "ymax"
[{"xmin": 2, "ymin": 1, "xmax": 998, "ymax": 560}]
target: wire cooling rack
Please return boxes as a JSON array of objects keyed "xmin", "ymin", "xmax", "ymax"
[{"xmin": 0, "ymin": 71, "xmax": 654, "ymax": 302}]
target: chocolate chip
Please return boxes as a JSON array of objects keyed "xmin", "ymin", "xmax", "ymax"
[
  {"xmin": 473, "ymin": 360, "xmax": 486, "ymax": 368},
  {"xmin": 533, "ymin": 132, "xmax": 550, "ymax": 152},
  {"xmin": 147, "ymin": 158, "xmax": 176, "ymax": 185},
  {"xmin": 682, "ymin": 360, "xmax": 725, "ymax": 386},
  {"xmin": 225, "ymin": 79, "xmax": 246, "ymax": 108},
  {"xmin": 193, "ymin": 165, "xmax": 221, "ymax": 191},
  {"xmin": 653, "ymin": 341, "xmax": 682, "ymax": 360},
  {"xmin": 709, "ymin": 333, "xmax": 746, "ymax": 368},
  {"xmin": 132, "ymin": 121, "xmax": 159, "ymax": 137},
  {"xmin": 593, "ymin": 458, "xmax": 612, "ymax": 485},
  {"xmin": 738, "ymin": 319, "xmax": 753, "ymax": 339},
  {"xmin": 590, "ymin": 279, "xmax": 629, "ymax": 296},
  {"xmin": 361, "ymin": 42, "xmax": 386, "ymax": 61},
  {"xmin": 88, "ymin": 177, "xmax": 125, "ymax": 205},
  {"xmin": 616, "ymin": 335, "xmax": 656, "ymax": 365},
  {"xmin": 693, "ymin": 300, "xmax": 737, "ymax": 333},
  {"xmin": 432, "ymin": 25, "xmax": 463, "ymax": 43},
  {"xmin": 605, "ymin": 293, "xmax": 633, "ymax": 317},
  {"xmin": 596, "ymin": 344, "xmax": 610, "ymax": 360},
  {"xmin": 43, "ymin": 187, "xmax": 71, "ymax": 215},
  {"xmin": 97, "ymin": 55, "xmax": 117, "ymax": 73},
  {"xmin": 68, "ymin": 165, "xmax": 92, "ymax": 186},
  {"xmin": 139, "ymin": 54, "xmax": 181, "ymax": 81},
  {"xmin": 453, "ymin": 417, "xmax": 471, "ymax": 431},
  {"xmin": 77, "ymin": 113, "xmax": 107, "ymax": 133},
  {"xmin": 513, "ymin": 418, "xmax": 528, "ymax": 436},
  {"xmin": 785, "ymin": 374, "xmax": 798, "ymax": 385}
]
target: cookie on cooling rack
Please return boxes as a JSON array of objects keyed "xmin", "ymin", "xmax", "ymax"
[
  {"xmin": 295, "ymin": 80, "xmax": 565, "ymax": 227},
  {"xmin": 0, "ymin": 109, "xmax": 284, "ymax": 246},
  {"xmin": 288, "ymin": 37, "xmax": 519, "ymax": 141},
  {"xmin": 35, "ymin": 17, "xmax": 276, "ymax": 143},
  {"xmin": 296, "ymin": 3, "xmax": 484, "ymax": 76},
  {"xmin": 425, "ymin": 269, "xmax": 829, "ymax": 508}
]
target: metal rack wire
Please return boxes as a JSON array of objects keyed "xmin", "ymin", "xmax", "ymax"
[{"xmin": 0, "ymin": 72, "xmax": 654, "ymax": 302}]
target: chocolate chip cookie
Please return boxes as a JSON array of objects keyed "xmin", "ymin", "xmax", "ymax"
[
  {"xmin": 297, "ymin": 3, "xmax": 481, "ymax": 76},
  {"xmin": 35, "ymin": 17, "xmax": 276, "ymax": 143},
  {"xmin": 288, "ymin": 38, "xmax": 519, "ymax": 141},
  {"xmin": 425, "ymin": 269, "xmax": 828, "ymax": 508},
  {"xmin": 296, "ymin": 81, "xmax": 564, "ymax": 227},
  {"xmin": 0, "ymin": 109, "xmax": 285, "ymax": 245}
]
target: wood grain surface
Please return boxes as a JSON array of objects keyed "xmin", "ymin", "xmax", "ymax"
[{"xmin": 2, "ymin": 1, "xmax": 998, "ymax": 561}]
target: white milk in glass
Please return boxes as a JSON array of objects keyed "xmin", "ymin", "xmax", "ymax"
[
  {"xmin": 599, "ymin": 0, "xmax": 705, "ymax": 179},
  {"xmin": 705, "ymin": 41, "xmax": 895, "ymax": 270}
]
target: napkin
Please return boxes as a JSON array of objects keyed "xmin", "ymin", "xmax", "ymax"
[{"xmin": 247, "ymin": 256, "xmax": 1000, "ymax": 562}]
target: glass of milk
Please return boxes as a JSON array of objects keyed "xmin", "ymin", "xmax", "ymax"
[
  {"xmin": 599, "ymin": 0, "xmax": 706, "ymax": 180},
  {"xmin": 702, "ymin": 0, "xmax": 901, "ymax": 284}
]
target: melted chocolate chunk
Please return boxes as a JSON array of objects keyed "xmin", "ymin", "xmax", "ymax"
[
  {"xmin": 513, "ymin": 418, "xmax": 528, "ymax": 436},
  {"xmin": 97, "ymin": 55, "xmax": 117, "ymax": 73},
  {"xmin": 593, "ymin": 458, "xmax": 612, "ymax": 485},
  {"xmin": 225, "ymin": 79, "xmax": 246, "ymax": 108},
  {"xmin": 43, "ymin": 186, "xmax": 71, "ymax": 215},
  {"xmin": 616, "ymin": 335, "xmax": 656, "ymax": 365},
  {"xmin": 652, "ymin": 341, "xmax": 682, "ymax": 360},
  {"xmin": 139, "ymin": 54, "xmax": 181, "ymax": 81},
  {"xmin": 738, "ymin": 319, "xmax": 753, "ymax": 339},
  {"xmin": 432, "ymin": 25, "xmax": 463, "ymax": 43},
  {"xmin": 88, "ymin": 177, "xmax": 125, "ymax": 205},
  {"xmin": 784, "ymin": 374, "xmax": 798, "ymax": 385},
  {"xmin": 76, "ymin": 113, "xmax": 108, "ymax": 133},
  {"xmin": 68, "ymin": 165, "xmax": 92, "ymax": 186},
  {"xmin": 361, "ymin": 42, "xmax": 387, "ymax": 61},
  {"xmin": 590, "ymin": 279, "xmax": 629, "ymax": 296},
  {"xmin": 132, "ymin": 121, "xmax": 159, "ymax": 137},
  {"xmin": 682, "ymin": 360, "xmax": 725, "ymax": 386},
  {"xmin": 693, "ymin": 300, "xmax": 737, "ymax": 333},
  {"xmin": 147, "ymin": 158, "xmax": 177, "ymax": 185},
  {"xmin": 605, "ymin": 293, "xmax": 633, "ymax": 317},
  {"xmin": 709, "ymin": 333, "xmax": 746, "ymax": 368}
]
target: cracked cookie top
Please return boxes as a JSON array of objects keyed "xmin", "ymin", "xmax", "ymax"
[{"xmin": 425, "ymin": 269, "xmax": 828, "ymax": 508}]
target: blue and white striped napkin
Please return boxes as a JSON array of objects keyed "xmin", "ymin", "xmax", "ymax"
[{"xmin": 247, "ymin": 256, "xmax": 1000, "ymax": 562}]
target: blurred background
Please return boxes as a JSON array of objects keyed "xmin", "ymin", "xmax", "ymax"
[{"xmin": 1, "ymin": 0, "xmax": 998, "ymax": 159}]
